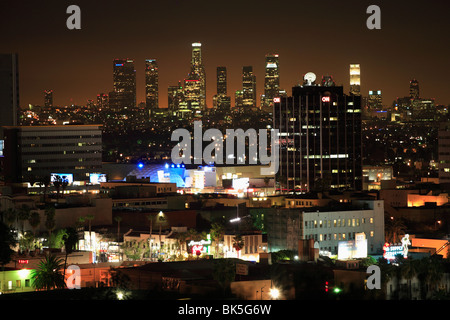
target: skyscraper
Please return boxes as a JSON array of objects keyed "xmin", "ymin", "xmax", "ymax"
[
  {"xmin": 349, "ymin": 64, "xmax": 361, "ymax": 95},
  {"xmin": 213, "ymin": 66, "xmax": 231, "ymax": 110},
  {"xmin": 109, "ymin": 59, "xmax": 136, "ymax": 112},
  {"xmin": 217, "ymin": 66, "xmax": 227, "ymax": 96},
  {"xmin": 242, "ymin": 66, "xmax": 256, "ymax": 108},
  {"xmin": 145, "ymin": 59, "xmax": 159, "ymax": 114},
  {"xmin": 368, "ymin": 90, "xmax": 383, "ymax": 110},
  {"xmin": 274, "ymin": 73, "xmax": 362, "ymax": 193},
  {"xmin": 44, "ymin": 90, "xmax": 53, "ymax": 107},
  {"xmin": 0, "ymin": 53, "xmax": 20, "ymax": 138},
  {"xmin": 409, "ymin": 79, "xmax": 420, "ymax": 100},
  {"xmin": 189, "ymin": 43, "xmax": 206, "ymax": 110},
  {"xmin": 263, "ymin": 54, "xmax": 280, "ymax": 108},
  {"xmin": 168, "ymin": 81, "xmax": 185, "ymax": 117}
]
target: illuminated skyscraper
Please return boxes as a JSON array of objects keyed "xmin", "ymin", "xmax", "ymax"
[
  {"xmin": 44, "ymin": 90, "xmax": 53, "ymax": 107},
  {"xmin": 409, "ymin": 79, "xmax": 420, "ymax": 100},
  {"xmin": 242, "ymin": 66, "xmax": 256, "ymax": 108},
  {"xmin": 0, "ymin": 53, "xmax": 19, "ymax": 138},
  {"xmin": 368, "ymin": 90, "xmax": 382, "ymax": 110},
  {"xmin": 145, "ymin": 59, "xmax": 159, "ymax": 114},
  {"xmin": 217, "ymin": 66, "xmax": 227, "ymax": 96},
  {"xmin": 263, "ymin": 54, "xmax": 280, "ymax": 108},
  {"xmin": 274, "ymin": 73, "xmax": 362, "ymax": 192},
  {"xmin": 189, "ymin": 43, "xmax": 206, "ymax": 110},
  {"xmin": 213, "ymin": 66, "xmax": 231, "ymax": 110},
  {"xmin": 168, "ymin": 81, "xmax": 185, "ymax": 116},
  {"xmin": 349, "ymin": 64, "xmax": 361, "ymax": 95},
  {"xmin": 109, "ymin": 59, "xmax": 136, "ymax": 112}
]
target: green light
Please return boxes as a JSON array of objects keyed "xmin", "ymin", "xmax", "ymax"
[{"xmin": 333, "ymin": 287, "xmax": 342, "ymax": 294}]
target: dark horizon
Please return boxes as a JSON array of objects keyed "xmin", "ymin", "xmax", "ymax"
[{"xmin": 1, "ymin": 0, "xmax": 450, "ymax": 108}]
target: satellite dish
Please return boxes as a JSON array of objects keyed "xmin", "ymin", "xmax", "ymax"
[{"xmin": 304, "ymin": 72, "xmax": 316, "ymax": 85}]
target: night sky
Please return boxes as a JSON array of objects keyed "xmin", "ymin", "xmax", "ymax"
[{"xmin": 1, "ymin": 0, "xmax": 450, "ymax": 108}]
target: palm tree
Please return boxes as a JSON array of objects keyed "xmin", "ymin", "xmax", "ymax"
[
  {"xmin": 232, "ymin": 234, "xmax": 244, "ymax": 259},
  {"xmin": 52, "ymin": 175, "xmax": 62, "ymax": 199},
  {"xmin": 114, "ymin": 216, "xmax": 123, "ymax": 242},
  {"xmin": 44, "ymin": 206, "xmax": 56, "ymax": 248},
  {"xmin": 385, "ymin": 216, "xmax": 407, "ymax": 243},
  {"xmin": 175, "ymin": 231, "xmax": 189, "ymax": 256},
  {"xmin": 28, "ymin": 211, "xmax": 41, "ymax": 237},
  {"xmin": 212, "ymin": 258, "xmax": 236, "ymax": 297},
  {"xmin": 3, "ymin": 208, "xmax": 17, "ymax": 229},
  {"xmin": 31, "ymin": 254, "xmax": 66, "ymax": 290},
  {"xmin": 17, "ymin": 205, "xmax": 31, "ymax": 236},
  {"xmin": 39, "ymin": 175, "xmax": 51, "ymax": 203},
  {"xmin": 62, "ymin": 227, "xmax": 79, "ymax": 278},
  {"xmin": 399, "ymin": 257, "xmax": 416, "ymax": 299},
  {"xmin": 85, "ymin": 214, "xmax": 95, "ymax": 251}
]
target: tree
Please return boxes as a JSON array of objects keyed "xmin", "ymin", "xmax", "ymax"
[
  {"xmin": 85, "ymin": 214, "xmax": 95, "ymax": 251},
  {"xmin": 31, "ymin": 254, "xmax": 66, "ymax": 290},
  {"xmin": 210, "ymin": 222, "xmax": 225, "ymax": 258},
  {"xmin": 212, "ymin": 258, "xmax": 236, "ymax": 297},
  {"xmin": 44, "ymin": 206, "xmax": 56, "ymax": 248},
  {"xmin": 63, "ymin": 227, "xmax": 79, "ymax": 277},
  {"xmin": 52, "ymin": 174, "xmax": 62, "ymax": 199},
  {"xmin": 0, "ymin": 221, "xmax": 16, "ymax": 267},
  {"xmin": 17, "ymin": 204, "xmax": 31, "ymax": 236},
  {"xmin": 232, "ymin": 234, "xmax": 244, "ymax": 258},
  {"xmin": 385, "ymin": 216, "xmax": 407, "ymax": 243},
  {"xmin": 28, "ymin": 211, "xmax": 41, "ymax": 237},
  {"xmin": 114, "ymin": 216, "xmax": 122, "ymax": 242},
  {"xmin": 3, "ymin": 208, "xmax": 17, "ymax": 230},
  {"xmin": 39, "ymin": 175, "xmax": 51, "ymax": 203}
]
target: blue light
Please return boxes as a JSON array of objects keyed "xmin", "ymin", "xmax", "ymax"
[
  {"xmin": 177, "ymin": 164, "xmax": 180, "ymax": 168},
  {"xmin": 171, "ymin": 164, "xmax": 175, "ymax": 168},
  {"xmin": 138, "ymin": 163, "xmax": 144, "ymax": 169},
  {"xmin": 165, "ymin": 163, "xmax": 169, "ymax": 169}
]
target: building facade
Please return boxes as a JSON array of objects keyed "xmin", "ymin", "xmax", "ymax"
[
  {"xmin": 274, "ymin": 75, "xmax": 363, "ymax": 193},
  {"xmin": 145, "ymin": 59, "xmax": 159, "ymax": 115},
  {"xmin": 0, "ymin": 53, "xmax": 20, "ymax": 139}
]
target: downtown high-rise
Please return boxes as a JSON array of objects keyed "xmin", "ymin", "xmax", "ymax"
[
  {"xmin": 145, "ymin": 59, "xmax": 159, "ymax": 115},
  {"xmin": 242, "ymin": 66, "xmax": 256, "ymax": 109},
  {"xmin": 44, "ymin": 90, "xmax": 53, "ymax": 107},
  {"xmin": 274, "ymin": 73, "xmax": 362, "ymax": 193},
  {"xmin": 349, "ymin": 64, "xmax": 361, "ymax": 95},
  {"xmin": 213, "ymin": 66, "xmax": 231, "ymax": 110},
  {"xmin": 0, "ymin": 53, "xmax": 20, "ymax": 139},
  {"xmin": 262, "ymin": 54, "xmax": 280, "ymax": 109},
  {"xmin": 109, "ymin": 59, "xmax": 136, "ymax": 112},
  {"xmin": 188, "ymin": 42, "xmax": 206, "ymax": 110}
]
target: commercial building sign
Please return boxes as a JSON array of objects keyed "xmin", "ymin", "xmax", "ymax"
[{"xmin": 383, "ymin": 234, "xmax": 411, "ymax": 260}]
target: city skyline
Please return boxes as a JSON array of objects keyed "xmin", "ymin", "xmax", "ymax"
[{"xmin": 1, "ymin": 1, "xmax": 450, "ymax": 108}]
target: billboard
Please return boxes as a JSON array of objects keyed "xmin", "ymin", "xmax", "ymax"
[
  {"xmin": 90, "ymin": 173, "xmax": 107, "ymax": 184},
  {"xmin": 51, "ymin": 173, "xmax": 73, "ymax": 185},
  {"xmin": 337, "ymin": 233, "xmax": 368, "ymax": 260}
]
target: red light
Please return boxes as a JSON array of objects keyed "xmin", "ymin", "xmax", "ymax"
[
  {"xmin": 273, "ymin": 97, "xmax": 281, "ymax": 103},
  {"xmin": 18, "ymin": 259, "xmax": 28, "ymax": 264},
  {"xmin": 322, "ymin": 96, "xmax": 330, "ymax": 103}
]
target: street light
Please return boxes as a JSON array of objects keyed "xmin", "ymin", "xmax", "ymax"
[{"xmin": 269, "ymin": 288, "xmax": 280, "ymax": 300}]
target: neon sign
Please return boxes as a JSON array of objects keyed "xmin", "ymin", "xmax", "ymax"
[
  {"xmin": 273, "ymin": 97, "xmax": 281, "ymax": 103},
  {"xmin": 383, "ymin": 234, "xmax": 411, "ymax": 260},
  {"xmin": 322, "ymin": 96, "xmax": 331, "ymax": 102},
  {"xmin": 18, "ymin": 259, "xmax": 29, "ymax": 264}
]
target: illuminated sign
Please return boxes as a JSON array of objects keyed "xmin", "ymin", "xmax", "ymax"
[
  {"xmin": 322, "ymin": 96, "xmax": 331, "ymax": 102},
  {"xmin": 192, "ymin": 245, "xmax": 203, "ymax": 255},
  {"xmin": 383, "ymin": 234, "xmax": 410, "ymax": 260},
  {"xmin": 18, "ymin": 259, "xmax": 28, "ymax": 264},
  {"xmin": 273, "ymin": 97, "xmax": 281, "ymax": 103},
  {"xmin": 89, "ymin": 173, "xmax": 107, "ymax": 185},
  {"xmin": 337, "ymin": 233, "xmax": 367, "ymax": 260},
  {"xmin": 188, "ymin": 234, "xmax": 211, "ymax": 255},
  {"xmin": 51, "ymin": 173, "xmax": 73, "ymax": 185}
]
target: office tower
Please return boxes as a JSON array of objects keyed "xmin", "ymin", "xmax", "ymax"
[
  {"xmin": 97, "ymin": 93, "xmax": 109, "ymax": 110},
  {"xmin": 242, "ymin": 66, "xmax": 256, "ymax": 108},
  {"xmin": 368, "ymin": 90, "xmax": 382, "ymax": 110},
  {"xmin": 3, "ymin": 125, "xmax": 103, "ymax": 184},
  {"xmin": 184, "ymin": 78, "xmax": 202, "ymax": 118},
  {"xmin": 274, "ymin": 73, "xmax": 362, "ymax": 193},
  {"xmin": 189, "ymin": 43, "xmax": 206, "ymax": 110},
  {"xmin": 214, "ymin": 66, "xmax": 231, "ymax": 110},
  {"xmin": 44, "ymin": 90, "xmax": 53, "ymax": 107},
  {"xmin": 145, "ymin": 59, "xmax": 159, "ymax": 114},
  {"xmin": 235, "ymin": 90, "xmax": 243, "ymax": 110},
  {"xmin": 0, "ymin": 53, "xmax": 20, "ymax": 138},
  {"xmin": 349, "ymin": 64, "xmax": 361, "ymax": 95},
  {"xmin": 217, "ymin": 66, "xmax": 227, "ymax": 96},
  {"xmin": 109, "ymin": 59, "xmax": 136, "ymax": 112},
  {"xmin": 439, "ymin": 122, "xmax": 450, "ymax": 184},
  {"xmin": 409, "ymin": 79, "xmax": 420, "ymax": 100},
  {"xmin": 263, "ymin": 54, "xmax": 280, "ymax": 107}
]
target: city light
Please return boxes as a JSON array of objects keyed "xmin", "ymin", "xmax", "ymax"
[{"xmin": 269, "ymin": 288, "xmax": 280, "ymax": 299}]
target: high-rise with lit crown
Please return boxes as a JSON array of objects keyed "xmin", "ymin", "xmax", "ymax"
[
  {"xmin": 189, "ymin": 43, "xmax": 206, "ymax": 110},
  {"xmin": 263, "ymin": 54, "xmax": 280, "ymax": 107},
  {"xmin": 349, "ymin": 64, "xmax": 361, "ymax": 95},
  {"xmin": 145, "ymin": 59, "xmax": 159, "ymax": 114}
]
